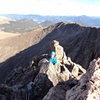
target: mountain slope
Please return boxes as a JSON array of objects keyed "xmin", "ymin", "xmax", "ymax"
[
  {"xmin": 0, "ymin": 22, "xmax": 100, "ymax": 83},
  {"xmin": 3, "ymin": 14, "xmax": 100, "ymax": 27},
  {"xmin": 0, "ymin": 19, "xmax": 40, "ymax": 33}
]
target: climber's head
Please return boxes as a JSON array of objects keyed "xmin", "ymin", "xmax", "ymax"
[
  {"xmin": 50, "ymin": 40, "xmax": 59, "ymax": 47},
  {"xmin": 51, "ymin": 51, "xmax": 55, "ymax": 58}
]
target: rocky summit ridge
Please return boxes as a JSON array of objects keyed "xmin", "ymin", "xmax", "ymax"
[{"xmin": 0, "ymin": 22, "xmax": 100, "ymax": 100}]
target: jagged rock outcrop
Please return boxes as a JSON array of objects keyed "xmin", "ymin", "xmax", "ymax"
[
  {"xmin": 28, "ymin": 40, "xmax": 86, "ymax": 100},
  {"xmin": 29, "ymin": 58, "xmax": 71, "ymax": 100},
  {"xmin": 42, "ymin": 58, "xmax": 100, "ymax": 100},
  {"xmin": 44, "ymin": 22, "xmax": 100, "ymax": 69},
  {"xmin": 65, "ymin": 58, "xmax": 100, "ymax": 100},
  {"xmin": 29, "ymin": 59, "xmax": 85, "ymax": 100},
  {"xmin": 0, "ymin": 56, "xmax": 99, "ymax": 100},
  {"xmin": 49, "ymin": 40, "xmax": 86, "ymax": 79}
]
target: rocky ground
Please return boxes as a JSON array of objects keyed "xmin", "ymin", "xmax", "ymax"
[
  {"xmin": 43, "ymin": 58, "xmax": 100, "ymax": 100},
  {"xmin": 0, "ymin": 53, "xmax": 100, "ymax": 100}
]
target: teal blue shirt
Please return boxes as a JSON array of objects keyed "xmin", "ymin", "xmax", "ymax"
[{"xmin": 46, "ymin": 56, "xmax": 57, "ymax": 65}]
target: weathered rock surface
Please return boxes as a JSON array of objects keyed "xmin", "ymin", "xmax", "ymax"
[
  {"xmin": 29, "ymin": 52, "xmax": 86, "ymax": 100},
  {"xmin": 65, "ymin": 56, "xmax": 86, "ymax": 79},
  {"xmin": 0, "ymin": 56, "xmax": 99, "ymax": 100},
  {"xmin": 50, "ymin": 40, "xmax": 86, "ymax": 79},
  {"xmin": 42, "ymin": 58, "xmax": 100, "ymax": 100},
  {"xmin": 43, "ymin": 79, "xmax": 78, "ymax": 100},
  {"xmin": 66, "ymin": 58, "xmax": 100, "ymax": 100},
  {"xmin": 29, "ymin": 58, "xmax": 71, "ymax": 100}
]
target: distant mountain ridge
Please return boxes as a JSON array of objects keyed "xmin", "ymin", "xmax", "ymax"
[
  {"xmin": 1, "ymin": 14, "xmax": 100, "ymax": 27},
  {"xmin": 1, "ymin": 14, "xmax": 100, "ymax": 34}
]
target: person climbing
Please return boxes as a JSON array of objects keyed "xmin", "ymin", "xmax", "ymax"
[
  {"xmin": 46, "ymin": 51, "xmax": 57, "ymax": 65},
  {"xmin": 49, "ymin": 40, "xmax": 86, "ymax": 78},
  {"xmin": 50, "ymin": 40, "xmax": 66, "ymax": 64}
]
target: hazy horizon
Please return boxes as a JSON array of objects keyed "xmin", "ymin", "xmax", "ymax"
[
  {"xmin": 0, "ymin": 0, "xmax": 100, "ymax": 17},
  {"xmin": 0, "ymin": 14, "xmax": 100, "ymax": 17}
]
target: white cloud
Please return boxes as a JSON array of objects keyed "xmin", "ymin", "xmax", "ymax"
[{"xmin": 0, "ymin": 0, "xmax": 100, "ymax": 16}]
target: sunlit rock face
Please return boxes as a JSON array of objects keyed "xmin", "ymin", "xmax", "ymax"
[{"xmin": 66, "ymin": 58, "xmax": 100, "ymax": 100}]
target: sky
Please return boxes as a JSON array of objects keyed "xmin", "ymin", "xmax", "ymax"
[{"xmin": 0, "ymin": 0, "xmax": 100, "ymax": 16}]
